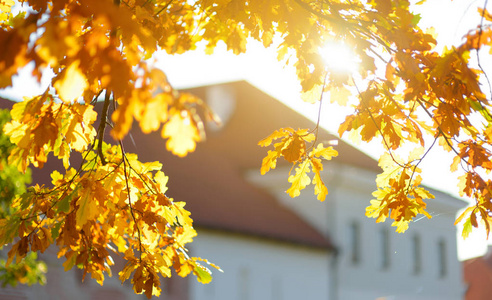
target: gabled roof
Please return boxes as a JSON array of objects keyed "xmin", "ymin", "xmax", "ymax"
[{"xmin": 184, "ymin": 80, "xmax": 380, "ymax": 172}]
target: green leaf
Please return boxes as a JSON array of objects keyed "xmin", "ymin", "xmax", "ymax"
[
  {"xmin": 462, "ymin": 218, "xmax": 472, "ymax": 239},
  {"xmin": 192, "ymin": 261, "xmax": 212, "ymax": 284},
  {"xmin": 50, "ymin": 221, "xmax": 63, "ymax": 241},
  {"xmin": 56, "ymin": 186, "xmax": 80, "ymax": 213}
]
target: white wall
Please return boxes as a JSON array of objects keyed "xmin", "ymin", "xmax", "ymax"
[
  {"xmin": 248, "ymin": 161, "xmax": 466, "ymax": 300},
  {"xmin": 188, "ymin": 229, "xmax": 331, "ymax": 300}
]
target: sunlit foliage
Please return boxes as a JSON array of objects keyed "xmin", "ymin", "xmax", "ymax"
[{"xmin": 0, "ymin": 0, "xmax": 492, "ymax": 297}]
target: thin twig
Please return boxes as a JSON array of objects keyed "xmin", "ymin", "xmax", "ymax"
[
  {"xmin": 155, "ymin": 0, "xmax": 173, "ymax": 17},
  {"xmin": 119, "ymin": 140, "xmax": 143, "ymax": 259},
  {"xmin": 406, "ymin": 136, "xmax": 438, "ymax": 194},
  {"xmin": 353, "ymin": 79, "xmax": 405, "ymax": 168},
  {"xmin": 415, "ymin": 99, "xmax": 461, "ymax": 157},
  {"xmin": 476, "ymin": 0, "xmax": 492, "ymax": 99},
  {"xmin": 307, "ymin": 71, "xmax": 329, "ymax": 154}
]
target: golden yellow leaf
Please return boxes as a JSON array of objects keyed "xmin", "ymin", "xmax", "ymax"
[
  {"xmin": 392, "ymin": 220, "xmax": 409, "ymax": 233},
  {"xmin": 75, "ymin": 181, "xmax": 98, "ymax": 228},
  {"xmin": 260, "ymin": 150, "xmax": 281, "ymax": 175},
  {"xmin": 161, "ymin": 113, "xmax": 200, "ymax": 157},
  {"xmin": 301, "ymin": 83, "xmax": 323, "ymax": 104},
  {"xmin": 455, "ymin": 206, "xmax": 475, "ymax": 226},
  {"xmin": 281, "ymin": 134, "xmax": 306, "ymax": 163},
  {"xmin": 53, "ymin": 61, "xmax": 87, "ymax": 103},
  {"xmin": 258, "ymin": 129, "xmax": 291, "ymax": 147},
  {"xmin": 311, "ymin": 157, "xmax": 328, "ymax": 201},
  {"xmin": 329, "ymin": 85, "xmax": 352, "ymax": 106},
  {"xmin": 286, "ymin": 159, "xmax": 311, "ymax": 198},
  {"xmin": 311, "ymin": 143, "xmax": 338, "ymax": 160},
  {"xmin": 139, "ymin": 93, "xmax": 171, "ymax": 134},
  {"xmin": 0, "ymin": 0, "xmax": 14, "ymax": 21},
  {"xmin": 408, "ymin": 146, "xmax": 424, "ymax": 162},
  {"xmin": 154, "ymin": 171, "xmax": 169, "ymax": 194}
]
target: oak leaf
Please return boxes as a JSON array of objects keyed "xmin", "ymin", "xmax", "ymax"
[
  {"xmin": 281, "ymin": 133, "xmax": 306, "ymax": 163},
  {"xmin": 286, "ymin": 159, "xmax": 311, "ymax": 198},
  {"xmin": 53, "ymin": 60, "xmax": 88, "ymax": 103},
  {"xmin": 161, "ymin": 113, "xmax": 200, "ymax": 157}
]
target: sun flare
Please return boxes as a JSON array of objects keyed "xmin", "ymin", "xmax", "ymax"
[{"xmin": 319, "ymin": 41, "xmax": 360, "ymax": 74}]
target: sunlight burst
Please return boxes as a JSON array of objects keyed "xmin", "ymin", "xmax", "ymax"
[{"xmin": 319, "ymin": 41, "xmax": 360, "ymax": 74}]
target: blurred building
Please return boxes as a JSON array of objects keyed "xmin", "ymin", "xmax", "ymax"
[
  {"xmin": 463, "ymin": 246, "xmax": 492, "ymax": 300},
  {"xmin": 0, "ymin": 81, "xmax": 466, "ymax": 299}
]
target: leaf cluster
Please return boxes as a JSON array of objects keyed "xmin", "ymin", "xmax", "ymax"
[
  {"xmin": 0, "ymin": 137, "xmax": 218, "ymax": 297},
  {"xmin": 259, "ymin": 128, "xmax": 338, "ymax": 201}
]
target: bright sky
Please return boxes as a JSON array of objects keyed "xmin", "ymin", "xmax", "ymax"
[{"xmin": 0, "ymin": 0, "xmax": 490, "ymax": 260}]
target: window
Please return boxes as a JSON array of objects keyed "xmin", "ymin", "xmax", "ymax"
[
  {"xmin": 379, "ymin": 227, "xmax": 390, "ymax": 270},
  {"xmin": 349, "ymin": 221, "xmax": 361, "ymax": 265},
  {"xmin": 205, "ymin": 85, "xmax": 236, "ymax": 132},
  {"xmin": 412, "ymin": 234, "xmax": 422, "ymax": 275},
  {"xmin": 238, "ymin": 267, "xmax": 250, "ymax": 300},
  {"xmin": 438, "ymin": 239, "xmax": 447, "ymax": 278},
  {"xmin": 271, "ymin": 276, "xmax": 282, "ymax": 300}
]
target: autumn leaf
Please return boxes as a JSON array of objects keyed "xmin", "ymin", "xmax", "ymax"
[
  {"xmin": 286, "ymin": 159, "xmax": 311, "ymax": 198},
  {"xmin": 260, "ymin": 150, "xmax": 281, "ymax": 175},
  {"xmin": 75, "ymin": 180, "xmax": 99, "ymax": 228},
  {"xmin": 191, "ymin": 261, "xmax": 213, "ymax": 284},
  {"xmin": 329, "ymin": 85, "xmax": 352, "ymax": 106},
  {"xmin": 53, "ymin": 60, "xmax": 88, "ymax": 103},
  {"xmin": 258, "ymin": 128, "xmax": 291, "ymax": 147},
  {"xmin": 311, "ymin": 143, "xmax": 338, "ymax": 161},
  {"xmin": 301, "ymin": 83, "xmax": 323, "ymax": 103},
  {"xmin": 462, "ymin": 218, "xmax": 473, "ymax": 239},
  {"xmin": 281, "ymin": 133, "xmax": 307, "ymax": 163},
  {"xmin": 138, "ymin": 93, "xmax": 171, "ymax": 134},
  {"xmin": 161, "ymin": 113, "xmax": 201, "ymax": 157},
  {"xmin": 0, "ymin": 0, "xmax": 14, "ymax": 21},
  {"xmin": 311, "ymin": 157, "xmax": 328, "ymax": 201}
]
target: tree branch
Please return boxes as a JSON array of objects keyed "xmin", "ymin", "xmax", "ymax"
[{"xmin": 97, "ymin": 91, "xmax": 111, "ymax": 165}]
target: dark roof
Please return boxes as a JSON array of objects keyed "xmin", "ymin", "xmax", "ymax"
[
  {"xmin": 1, "ymin": 81, "xmax": 382, "ymax": 250},
  {"xmin": 0, "ymin": 97, "xmax": 14, "ymax": 109},
  {"xmin": 183, "ymin": 81, "xmax": 379, "ymax": 172}
]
